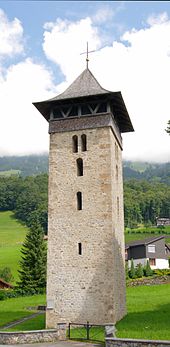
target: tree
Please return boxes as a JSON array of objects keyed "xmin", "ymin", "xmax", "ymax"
[
  {"xmin": 0, "ymin": 267, "xmax": 14, "ymax": 283},
  {"xmin": 144, "ymin": 260, "xmax": 153, "ymax": 277},
  {"xmin": 125, "ymin": 262, "xmax": 129, "ymax": 280},
  {"xmin": 17, "ymin": 221, "xmax": 47, "ymax": 293},
  {"xmin": 165, "ymin": 120, "xmax": 170, "ymax": 134},
  {"xmin": 129, "ymin": 259, "xmax": 136, "ymax": 279},
  {"xmin": 135, "ymin": 263, "xmax": 144, "ymax": 278}
]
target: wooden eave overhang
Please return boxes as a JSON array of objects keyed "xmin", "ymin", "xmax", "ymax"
[{"xmin": 33, "ymin": 68, "xmax": 134, "ymax": 133}]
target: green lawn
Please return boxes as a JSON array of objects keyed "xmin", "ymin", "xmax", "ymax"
[
  {"xmin": 68, "ymin": 284, "xmax": 170, "ymax": 341},
  {"xmin": 116, "ymin": 284, "xmax": 170, "ymax": 340},
  {"xmin": 125, "ymin": 233, "xmax": 153, "ymax": 243},
  {"xmin": 4, "ymin": 313, "xmax": 46, "ymax": 332},
  {"xmin": 0, "ymin": 294, "xmax": 45, "ymax": 329},
  {"xmin": 0, "ymin": 211, "xmax": 28, "ymax": 282},
  {"xmin": 125, "ymin": 225, "xmax": 170, "ymax": 243},
  {"xmin": 0, "ymin": 285, "xmax": 169, "ymax": 340}
]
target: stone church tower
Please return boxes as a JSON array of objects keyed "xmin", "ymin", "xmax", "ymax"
[{"xmin": 33, "ymin": 67, "xmax": 134, "ymax": 328}]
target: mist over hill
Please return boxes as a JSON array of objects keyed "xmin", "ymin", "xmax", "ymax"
[
  {"xmin": 0, "ymin": 155, "xmax": 48, "ymax": 177},
  {"xmin": 123, "ymin": 161, "xmax": 170, "ymax": 185},
  {"xmin": 0, "ymin": 155, "xmax": 169, "ymax": 184}
]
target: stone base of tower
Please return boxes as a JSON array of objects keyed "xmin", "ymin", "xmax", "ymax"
[{"xmin": 45, "ymin": 259, "xmax": 127, "ymax": 328}]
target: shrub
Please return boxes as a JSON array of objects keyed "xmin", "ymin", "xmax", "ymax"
[
  {"xmin": 0, "ymin": 267, "xmax": 14, "ymax": 283},
  {"xmin": 129, "ymin": 259, "xmax": 136, "ymax": 279},
  {"xmin": 0, "ymin": 290, "xmax": 7, "ymax": 301},
  {"xmin": 0, "ymin": 287, "xmax": 46, "ymax": 301},
  {"xmin": 144, "ymin": 260, "xmax": 153, "ymax": 277},
  {"xmin": 125, "ymin": 262, "xmax": 129, "ymax": 280},
  {"xmin": 136, "ymin": 263, "xmax": 144, "ymax": 278},
  {"xmin": 153, "ymin": 269, "xmax": 170, "ymax": 276}
]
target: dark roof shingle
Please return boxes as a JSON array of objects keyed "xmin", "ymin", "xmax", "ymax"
[{"xmin": 125, "ymin": 235, "xmax": 165, "ymax": 248}]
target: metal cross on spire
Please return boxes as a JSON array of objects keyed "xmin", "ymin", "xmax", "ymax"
[{"xmin": 80, "ymin": 42, "xmax": 96, "ymax": 69}]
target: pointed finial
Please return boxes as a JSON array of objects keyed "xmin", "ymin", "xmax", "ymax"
[
  {"xmin": 86, "ymin": 42, "xmax": 89, "ymax": 69},
  {"xmin": 80, "ymin": 42, "xmax": 96, "ymax": 69}
]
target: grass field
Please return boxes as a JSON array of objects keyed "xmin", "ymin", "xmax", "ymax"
[
  {"xmin": 4, "ymin": 313, "xmax": 46, "ymax": 331},
  {"xmin": 0, "ymin": 284, "xmax": 169, "ymax": 340},
  {"xmin": 0, "ymin": 170, "xmax": 20, "ymax": 177},
  {"xmin": 0, "ymin": 294, "xmax": 45, "ymax": 329},
  {"xmin": 69, "ymin": 284, "xmax": 170, "ymax": 341},
  {"xmin": 125, "ymin": 225, "xmax": 170, "ymax": 243},
  {"xmin": 117, "ymin": 284, "xmax": 170, "ymax": 340},
  {"xmin": 0, "ymin": 211, "xmax": 28, "ymax": 282}
]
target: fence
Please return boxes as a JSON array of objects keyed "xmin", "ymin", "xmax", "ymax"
[{"xmin": 68, "ymin": 321, "xmax": 105, "ymax": 342}]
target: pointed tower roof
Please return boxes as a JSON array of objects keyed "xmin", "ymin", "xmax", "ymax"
[
  {"xmin": 49, "ymin": 68, "xmax": 109, "ymax": 101},
  {"xmin": 33, "ymin": 68, "xmax": 134, "ymax": 133}
]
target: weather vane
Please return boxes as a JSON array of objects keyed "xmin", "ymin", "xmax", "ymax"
[{"xmin": 80, "ymin": 42, "xmax": 96, "ymax": 69}]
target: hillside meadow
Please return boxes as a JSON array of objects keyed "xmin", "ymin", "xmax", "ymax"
[
  {"xmin": 0, "ymin": 211, "xmax": 28, "ymax": 282},
  {"xmin": 0, "ymin": 210, "xmax": 169, "ymax": 282}
]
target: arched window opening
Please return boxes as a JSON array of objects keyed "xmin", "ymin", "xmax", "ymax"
[
  {"xmin": 77, "ymin": 192, "xmax": 82, "ymax": 210},
  {"xmin": 77, "ymin": 158, "xmax": 83, "ymax": 176},
  {"xmin": 72, "ymin": 135, "xmax": 78, "ymax": 153},
  {"xmin": 81, "ymin": 134, "xmax": 87, "ymax": 152},
  {"xmin": 78, "ymin": 242, "xmax": 82, "ymax": 255}
]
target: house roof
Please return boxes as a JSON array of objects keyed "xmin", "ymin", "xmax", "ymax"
[
  {"xmin": 165, "ymin": 243, "xmax": 170, "ymax": 251},
  {"xmin": 0, "ymin": 278, "xmax": 13, "ymax": 288},
  {"xmin": 33, "ymin": 68, "xmax": 134, "ymax": 133},
  {"xmin": 125, "ymin": 235, "xmax": 165, "ymax": 249}
]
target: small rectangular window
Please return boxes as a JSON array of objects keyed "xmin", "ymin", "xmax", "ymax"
[
  {"xmin": 78, "ymin": 243, "xmax": 82, "ymax": 255},
  {"xmin": 77, "ymin": 192, "xmax": 82, "ymax": 210},
  {"xmin": 77, "ymin": 158, "xmax": 83, "ymax": 176},
  {"xmin": 149, "ymin": 258, "xmax": 156, "ymax": 266},
  {"xmin": 148, "ymin": 245, "xmax": 155, "ymax": 253}
]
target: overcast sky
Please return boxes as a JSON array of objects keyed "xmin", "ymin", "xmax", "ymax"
[{"xmin": 0, "ymin": 1, "xmax": 170, "ymax": 162}]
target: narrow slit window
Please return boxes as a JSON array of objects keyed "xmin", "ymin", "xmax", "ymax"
[
  {"xmin": 81, "ymin": 134, "xmax": 87, "ymax": 152},
  {"xmin": 116, "ymin": 165, "xmax": 118, "ymax": 180},
  {"xmin": 117, "ymin": 196, "xmax": 120, "ymax": 216},
  {"xmin": 77, "ymin": 192, "xmax": 82, "ymax": 210},
  {"xmin": 77, "ymin": 158, "xmax": 83, "ymax": 176},
  {"xmin": 72, "ymin": 135, "xmax": 78, "ymax": 153},
  {"xmin": 78, "ymin": 243, "xmax": 82, "ymax": 255}
]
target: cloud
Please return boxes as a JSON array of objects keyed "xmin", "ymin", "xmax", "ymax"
[
  {"xmin": 0, "ymin": 9, "xmax": 24, "ymax": 58},
  {"xmin": 42, "ymin": 11, "xmax": 170, "ymax": 162},
  {"xmin": 43, "ymin": 17, "xmax": 101, "ymax": 82},
  {"xmin": 0, "ymin": 58, "xmax": 55, "ymax": 155},
  {"xmin": 0, "ymin": 8, "xmax": 170, "ymax": 162},
  {"xmin": 147, "ymin": 11, "xmax": 168, "ymax": 26},
  {"xmin": 92, "ymin": 6, "xmax": 115, "ymax": 24}
]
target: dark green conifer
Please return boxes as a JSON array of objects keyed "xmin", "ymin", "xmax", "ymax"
[
  {"xmin": 17, "ymin": 220, "xmax": 47, "ymax": 293},
  {"xmin": 135, "ymin": 263, "xmax": 144, "ymax": 278},
  {"xmin": 125, "ymin": 262, "xmax": 129, "ymax": 280},
  {"xmin": 129, "ymin": 259, "xmax": 136, "ymax": 279},
  {"xmin": 144, "ymin": 260, "xmax": 153, "ymax": 277}
]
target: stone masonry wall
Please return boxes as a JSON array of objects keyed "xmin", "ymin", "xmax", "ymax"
[
  {"xmin": 46, "ymin": 123, "xmax": 126, "ymax": 328},
  {"xmin": 106, "ymin": 338, "xmax": 170, "ymax": 347},
  {"xmin": 0, "ymin": 329, "xmax": 64, "ymax": 345}
]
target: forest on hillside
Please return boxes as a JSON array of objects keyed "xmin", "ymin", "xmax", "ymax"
[
  {"xmin": 0, "ymin": 155, "xmax": 169, "ymax": 184},
  {"xmin": 0, "ymin": 174, "xmax": 169, "ymax": 231}
]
